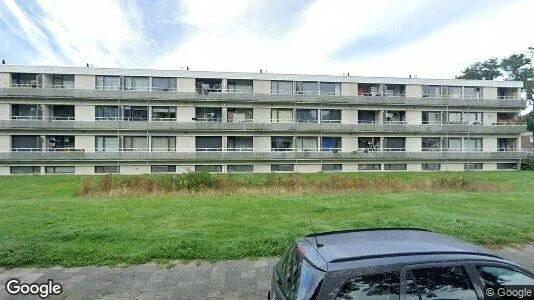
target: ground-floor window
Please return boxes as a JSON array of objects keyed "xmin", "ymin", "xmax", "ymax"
[
  {"xmin": 271, "ymin": 164, "xmax": 294, "ymax": 172},
  {"xmin": 321, "ymin": 164, "xmax": 342, "ymax": 172},
  {"xmin": 497, "ymin": 163, "xmax": 518, "ymax": 170},
  {"xmin": 45, "ymin": 166, "xmax": 75, "ymax": 174},
  {"xmin": 10, "ymin": 166, "xmax": 40, "ymax": 174},
  {"xmin": 95, "ymin": 166, "xmax": 119, "ymax": 174},
  {"xmin": 384, "ymin": 164, "xmax": 407, "ymax": 170},
  {"xmin": 151, "ymin": 165, "xmax": 176, "ymax": 173},
  {"xmin": 464, "ymin": 163, "xmax": 483, "ymax": 170},
  {"xmin": 358, "ymin": 164, "xmax": 381, "ymax": 171},
  {"xmin": 227, "ymin": 165, "xmax": 253, "ymax": 172},
  {"xmin": 422, "ymin": 163, "xmax": 441, "ymax": 171},
  {"xmin": 195, "ymin": 165, "xmax": 222, "ymax": 172}
]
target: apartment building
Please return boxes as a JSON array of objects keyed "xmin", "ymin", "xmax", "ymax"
[{"xmin": 0, "ymin": 65, "xmax": 528, "ymax": 175}]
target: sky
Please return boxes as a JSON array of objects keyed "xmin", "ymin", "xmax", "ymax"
[{"xmin": 0, "ymin": 0, "xmax": 533, "ymax": 80}]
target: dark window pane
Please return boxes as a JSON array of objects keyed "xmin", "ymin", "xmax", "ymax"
[
  {"xmin": 322, "ymin": 164, "xmax": 342, "ymax": 172},
  {"xmin": 151, "ymin": 165, "xmax": 176, "ymax": 173},
  {"xmin": 10, "ymin": 166, "xmax": 40, "ymax": 174},
  {"xmin": 384, "ymin": 164, "xmax": 407, "ymax": 170},
  {"xmin": 271, "ymin": 164, "xmax": 294, "ymax": 172},
  {"xmin": 227, "ymin": 165, "xmax": 253, "ymax": 172},
  {"xmin": 335, "ymin": 272, "xmax": 400, "ymax": 300},
  {"xmin": 407, "ymin": 266, "xmax": 477, "ymax": 300},
  {"xmin": 358, "ymin": 164, "xmax": 381, "ymax": 171},
  {"xmin": 95, "ymin": 166, "xmax": 119, "ymax": 173},
  {"xmin": 477, "ymin": 266, "xmax": 534, "ymax": 286},
  {"xmin": 194, "ymin": 165, "xmax": 222, "ymax": 172},
  {"xmin": 195, "ymin": 137, "xmax": 222, "ymax": 151},
  {"xmin": 497, "ymin": 163, "xmax": 518, "ymax": 170},
  {"xmin": 45, "ymin": 166, "xmax": 75, "ymax": 174},
  {"xmin": 422, "ymin": 163, "xmax": 441, "ymax": 171}
]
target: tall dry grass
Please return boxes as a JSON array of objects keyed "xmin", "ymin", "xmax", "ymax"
[{"xmin": 77, "ymin": 172, "xmax": 510, "ymax": 198}]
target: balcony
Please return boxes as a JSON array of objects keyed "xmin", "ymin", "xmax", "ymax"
[
  {"xmin": 0, "ymin": 87, "xmax": 526, "ymax": 108},
  {"xmin": 0, "ymin": 119, "xmax": 526, "ymax": 135},
  {"xmin": 0, "ymin": 149, "xmax": 526, "ymax": 164}
]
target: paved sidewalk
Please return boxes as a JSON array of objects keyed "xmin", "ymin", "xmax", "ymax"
[{"xmin": 0, "ymin": 245, "xmax": 532, "ymax": 300}]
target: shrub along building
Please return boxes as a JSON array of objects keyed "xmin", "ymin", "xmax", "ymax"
[{"xmin": 0, "ymin": 65, "xmax": 528, "ymax": 175}]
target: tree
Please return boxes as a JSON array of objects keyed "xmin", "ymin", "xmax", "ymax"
[
  {"xmin": 456, "ymin": 58, "xmax": 502, "ymax": 80},
  {"xmin": 500, "ymin": 54, "xmax": 533, "ymax": 101},
  {"xmin": 521, "ymin": 110, "xmax": 534, "ymax": 132}
]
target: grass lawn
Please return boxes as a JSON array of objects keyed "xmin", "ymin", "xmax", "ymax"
[{"xmin": 0, "ymin": 171, "xmax": 533, "ymax": 267}]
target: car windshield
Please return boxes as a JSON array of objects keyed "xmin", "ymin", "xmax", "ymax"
[{"xmin": 277, "ymin": 245, "xmax": 326, "ymax": 299}]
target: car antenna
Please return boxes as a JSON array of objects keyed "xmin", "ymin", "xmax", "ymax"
[{"xmin": 308, "ymin": 214, "xmax": 324, "ymax": 248}]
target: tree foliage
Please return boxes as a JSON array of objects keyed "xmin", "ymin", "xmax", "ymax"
[{"xmin": 457, "ymin": 53, "xmax": 534, "ymax": 100}]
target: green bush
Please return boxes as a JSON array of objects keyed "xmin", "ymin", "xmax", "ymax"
[{"xmin": 521, "ymin": 155, "xmax": 534, "ymax": 170}]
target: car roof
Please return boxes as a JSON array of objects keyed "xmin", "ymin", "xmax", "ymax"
[{"xmin": 299, "ymin": 228, "xmax": 501, "ymax": 270}]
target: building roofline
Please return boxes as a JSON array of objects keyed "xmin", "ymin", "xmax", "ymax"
[{"xmin": 0, "ymin": 64, "xmax": 524, "ymax": 88}]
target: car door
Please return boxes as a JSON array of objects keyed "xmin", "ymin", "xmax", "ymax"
[
  {"xmin": 465, "ymin": 260, "xmax": 534, "ymax": 299},
  {"xmin": 400, "ymin": 262, "xmax": 483, "ymax": 300}
]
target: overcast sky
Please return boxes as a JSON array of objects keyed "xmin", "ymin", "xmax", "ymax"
[{"xmin": 0, "ymin": 0, "xmax": 533, "ymax": 79}]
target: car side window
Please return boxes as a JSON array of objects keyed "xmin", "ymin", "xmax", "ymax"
[
  {"xmin": 476, "ymin": 266, "xmax": 534, "ymax": 286},
  {"xmin": 405, "ymin": 266, "xmax": 478, "ymax": 300},
  {"xmin": 335, "ymin": 271, "xmax": 400, "ymax": 299}
]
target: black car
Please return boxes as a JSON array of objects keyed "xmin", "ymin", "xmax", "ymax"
[{"xmin": 269, "ymin": 228, "xmax": 534, "ymax": 299}]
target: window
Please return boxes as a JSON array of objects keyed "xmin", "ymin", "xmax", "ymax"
[
  {"xmin": 422, "ymin": 138, "xmax": 441, "ymax": 151},
  {"xmin": 383, "ymin": 84, "xmax": 405, "ymax": 97},
  {"xmin": 123, "ymin": 136, "xmax": 148, "ymax": 151},
  {"xmin": 295, "ymin": 81, "xmax": 318, "ymax": 94},
  {"xmin": 406, "ymin": 266, "xmax": 477, "ymax": 300},
  {"xmin": 497, "ymin": 112, "xmax": 518, "ymax": 124},
  {"xmin": 358, "ymin": 137, "xmax": 380, "ymax": 151},
  {"xmin": 10, "ymin": 166, "xmax": 40, "ymax": 174},
  {"xmin": 227, "ymin": 165, "xmax": 253, "ymax": 172},
  {"xmin": 95, "ymin": 136, "xmax": 119, "ymax": 152},
  {"xmin": 447, "ymin": 112, "xmax": 463, "ymax": 124},
  {"xmin": 358, "ymin": 110, "xmax": 377, "ymax": 123},
  {"xmin": 442, "ymin": 86, "xmax": 462, "ymax": 98},
  {"xmin": 271, "ymin": 164, "xmax": 294, "ymax": 172},
  {"xmin": 497, "ymin": 163, "xmax": 518, "ymax": 170},
  {"xmin": 122, "ymin": 76, "xmax": 149, "ymax": 91},
  {"xmin": 422, "ymin": 111, "xmax": 442, "ymax": 124},
  {"xmin": 463, "ymin": 112, "xmax": 483, "ymax": 125},
  {"xmin": 271, "ymin": 108, "xmax": 293, "ymax": 123},
  {"xmin": 227, "ymin": 136, "xmax": 253, "ymax": 151},
  {"xmin": 11, "ymin": 104, "xmax": 42, "ymax": 120},
  {"xmin": 498, "ymin": 138, "xmax": 517, "ymax": 151},
  {"xmin": 320, "ymin": 109, "xmax": 341, "ymax": 123},
  {"xmin": 464, "ymin": 138, "xmax": 483, "ymax": 151},
  {"xmin": 335, "ymin": 272, "xmax": 400, "ymax": 300},
  {"xmin": 271, "ymin": 81, "xmax": 293, "ymax": 94},
  {"xmin": 47, "ymin": 136, "xmax": 75, "ymax": 150},
  {"xmin": 319, "ymin": 82, "xmax": 341, "ymax": 95},
  {"xmin": 384, "ymin": 164, "xmax": 407, "ymax": 170},
  {"xmin": 151, "ymin": 165, "xmax": 176, "ymax": 173},
  {"xmin": 322, "ymin": 164, "xmax": 342, "ymax": 172},
  {"xmin": 95, "ymin": 106, "xmax": 120, "ymax": 120},
  {"xmin": 45, "ymin": 166, "xmax": 75, "ymax": 174},
  {"xmin": 151, "ymin": 136, "xmax": 176, "ymax": 151},
  {"xmin": 195, "ymin": 136, "xmax": 222, "ymax": 151},
  {"xmin": 422, "ymin": 163, "xmax": 441, "ymax": 171},
  {"xmin": 51, "ymin": 105, "xmax": 75, "ymax": 120},
  {"xmin": 276, "ymin": 245, "xmax": 326, "ymax": 300},
  {"xmin": 194, "ymin": 165, "xmax": 222, "ymax": 172},
  {"xmin": 95, "ymin": 166, "xmax": 119, "ymax": 173},
  {"xmin": 11, "ymin": 73, "xmax": 39, "ymax": 87},
  {"xmin": 195, "ymin": 107, "xmax": 222, "ymax": 122},
  {"xmin": 383, "ymin": 137, "xmax": 405, "ymax": 151},
  {"xmin": 95, "ymin": 76, "xmax": 121, "ymax": 90},
  {"xmin": 152, "ymin": 77, "xmax": 177, "ymax": 91},
  {"xmin": 464, "ymin": 163, "xmax": 483, "ymax": 170},
  {"xmin": 498, "ymin": 87, "xmax": 516, "ymax": 99},
  {"xmin": 11, "ymin": 135, "xmax": 41, "ymax": 151},
  {"xmin": 152, "ymin": 106, "xmax": 176, "ymax": 121},
  {"xmin": 227, "ymin": 108, "xmax": 253, "ymax": 122},
  {"xmin": 358, "ymin": 83, "xmax": 382, "ymax": 96},
  {"xmin": 296, "ymin": 109, "xmax": 318, "ymax": 123},
  {"xmin": 295, "ymin": 137, "xmax": 318, "ymax": 151},
  {"xmin": 443, "ymin": 138, "xmax": 462, "ymax": 151},
  {"xmin": 463, "ymin": 87, "xmax": 482, "ymax": 99},
  {"xmin": 271, "ymin": 137, "xmax": 293, "ymax": 151},
  {"xmin": 321, "ymin": 137, "xmax": 341, "ymax": 152},
  {"xmin": 227, "ymin": 79, "xmax": 253, "ymax": 93},
  {"xmin": 358, "ymin": 164, "xmax": 381, "ymax": 171},
  {"xmin": 122, "ymin": 106, "xmax": 148, "ymax": 121},
  {"xmin": 52, "ymin": 75, "xmax": 75, "ymax": 88},
  {"xmin": 384, "ymin": 111, "xmax": 405, "ymax": 123},
  {"xmin": 195, "ymin": 78, "xmax": 222, "ymax": 93},
  {"xmin": 422, "ymin": 85, "xmax": 441, "ymax": 97},
  {"xmin": 476, "ymin": 266, "xmax": 534, "ymax": 287}
]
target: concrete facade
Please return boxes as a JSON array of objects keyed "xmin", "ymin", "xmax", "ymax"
[{"xmin": 0, "ymin": 64, "xmax": 527, "ymax": 175}]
